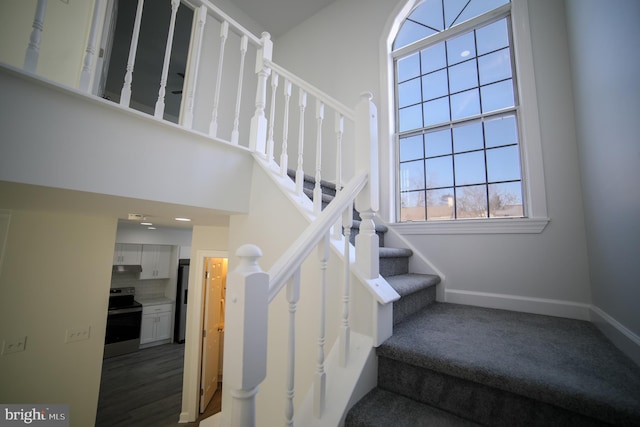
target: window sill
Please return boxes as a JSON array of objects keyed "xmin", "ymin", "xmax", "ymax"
[{"xmin": 389, "ymin": 217, "xmax": 549, "ymax": 235}]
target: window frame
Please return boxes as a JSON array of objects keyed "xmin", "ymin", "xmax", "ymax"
[{"xmin": 383, "ymin": 0, "xmax": 548, "ymax": 234}]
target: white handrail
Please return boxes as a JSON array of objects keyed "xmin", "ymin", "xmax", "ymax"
[
  {"xmin": 266, "ymin": 60, "xmax": 355, "ymax": 122},
  {"xmin": 267, "ymin": 172, "xmax": 368, "ymax": 302},
  {"xmin": 200, "ymin": 0, "xmax": 262, "ymax": 46}
]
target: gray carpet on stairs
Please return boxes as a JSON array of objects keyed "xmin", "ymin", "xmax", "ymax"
[{"xmin": 375, "ymin": 303, "xmax": 640, "ymax": 426}]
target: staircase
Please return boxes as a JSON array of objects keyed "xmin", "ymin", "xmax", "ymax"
[{"xmin": 297, "ymin": 173, "xmax": 640, "ymax": 427}]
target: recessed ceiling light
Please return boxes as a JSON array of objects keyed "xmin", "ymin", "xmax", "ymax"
[
  {"xmin": 141, "ymin": 222, "xmax": 153, "ymax": 226},
  {"xmin": 175, "ymin": 217, "xmax": 191, "ymax": 222},
  {"xmin": 147, "ymin": 227, "xmax": 156, "ymax": 230}
]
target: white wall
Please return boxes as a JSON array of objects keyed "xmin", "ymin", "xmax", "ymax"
[
  {"xmin": 565, "ymin": 0, "xmax": 640, "ymax": 361},
  {"xmin": 0, "ymin": 210, "xmax": 117, "ymax": 427},
  {"xmin": 0, "ymin": 66, "xmax": 254, "ymax": 215},
  {"xmin": 272, "ymin": 0, "xmax": 592, "ymax": 318}
]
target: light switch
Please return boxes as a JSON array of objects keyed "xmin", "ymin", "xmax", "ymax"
[
  {"xmin": 65, "ymin": 326, "xmax": 91, "ymax": 343},
  {"xmin": 1, "ymin": 336, "xmax": 27, "ymax": 355}
]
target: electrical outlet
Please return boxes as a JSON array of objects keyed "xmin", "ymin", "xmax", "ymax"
[
  {"xmin": 1, "ymin": 336, "xmax": 27, "ymax": 355},
  {"xmin": 65, "ymin": 326, "xmax": 91, "ymax": 343}
]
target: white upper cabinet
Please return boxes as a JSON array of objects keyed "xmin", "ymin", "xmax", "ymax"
[
  {"xmin": 113, "ymin": 243, "xmax": 142, "ymax": 265},
  {"xmin": 140, "ymin": 245, "xmax": 172, "ymax": 280}
]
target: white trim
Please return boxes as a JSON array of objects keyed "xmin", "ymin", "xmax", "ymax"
[
  {"xmin": 180, "ymin": 249, "xmax": 228, "ymax": 423},
  {"xmin": 590, "ymin": 306, "xmax": 640, "ymax": 366},
  {"xmin": 381, "ymin": 0, "xmax": 548, "ymax": 227},
  {"xmin": 390, "ymin": 216, "xmax": 549, "ymax": 235},
  {"xmin": 445, "ymin": 288, "xmax": 591, "ymax": 320}
]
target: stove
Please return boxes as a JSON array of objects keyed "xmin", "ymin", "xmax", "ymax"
[{"xmin": 103, "ymin": 287, "xmax": 143, "ymax": 358}]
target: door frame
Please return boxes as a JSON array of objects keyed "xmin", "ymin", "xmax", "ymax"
[{"xmin": 179, "ymin": 249, "xmax": 228, "ymax": 423}]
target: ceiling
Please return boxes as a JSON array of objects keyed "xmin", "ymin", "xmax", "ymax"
[
  {"xmin": 0, "ymin": 181, "xmax": 231, "ymax": 230},
  {"xmin": 228, "ymin": 0, "xmax": 337, "ymax": 37}
]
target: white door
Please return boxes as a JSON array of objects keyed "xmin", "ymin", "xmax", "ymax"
[{"xmin": 200, "ymin": 258, "xmax": 226, "ymax": 412}]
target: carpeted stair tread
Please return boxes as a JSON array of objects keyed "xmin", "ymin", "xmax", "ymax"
[
  {"xmin": 385, "ymin": 273, "xmax": 440, "ymax": 297},
  {"xmin": 345, "ymin": 388, "xmax": 480, "ymax": 427},
  {"xmin": 377, "ymin": 302, "xmax": 640, "ymax": 425},
  {"xmin": 379, "ymin": 246, "xmax": 413, "ymax": 258}
]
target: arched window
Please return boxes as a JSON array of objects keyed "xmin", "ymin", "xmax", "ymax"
[{"xmin": 390, "ymin": 0, "xmax": 548, "ymax": 231}]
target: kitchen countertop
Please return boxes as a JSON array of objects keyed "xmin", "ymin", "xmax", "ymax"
[{"xmin": 136, "ymin": 296, "xmax": 174, "ymax": 306}]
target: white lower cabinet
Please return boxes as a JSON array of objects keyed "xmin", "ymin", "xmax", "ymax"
[{"xmin": 140, "ymin": 303, "xmax": 173, "ymax": 346}]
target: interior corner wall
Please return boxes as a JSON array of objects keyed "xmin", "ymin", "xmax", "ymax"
[
  {"xmin": 0, "ymin": 210, "xmax": 117, "ymax": 427},
  {"xmin": 564, "ymin": 0, "xmax": 640, "ymax": 348},
  {"xmin": 271, "ymin": 0, "xmax": 592, "ymax": 316}
]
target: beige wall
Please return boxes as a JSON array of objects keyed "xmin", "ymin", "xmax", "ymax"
[
  {"xmin": 0, "ymin": 0, "xmax": 97, "ymax": 87},
  {"xmin": 0, "ymin": 210, "xmax": 117, "ymax": 427}
]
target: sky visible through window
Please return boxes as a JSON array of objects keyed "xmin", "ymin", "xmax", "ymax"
[{"xmin": 394, "ymin": 0, "xmax": 523, "ymax": 221}]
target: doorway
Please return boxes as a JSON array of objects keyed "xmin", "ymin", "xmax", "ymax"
[
  {"xmin": 179, "ymin": 249, "xmax": 228, "ymax": 423},
  {"xmin": 200, "ymin": 257, "xmax": 227, "ymax": 413}
]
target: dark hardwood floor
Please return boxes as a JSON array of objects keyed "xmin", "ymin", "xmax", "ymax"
[{"xmin": 96, "ymin": 343, "xmax": 221, "ymax": 427}]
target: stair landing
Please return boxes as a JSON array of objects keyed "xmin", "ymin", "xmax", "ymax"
[{"xmin": 348, "ymin": 303, "xmax": 640, "ymax": 426}]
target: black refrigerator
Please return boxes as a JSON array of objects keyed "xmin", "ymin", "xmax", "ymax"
[{"xmin": 174, "ymin": 259, "xmax": 190, "ymax": 343}]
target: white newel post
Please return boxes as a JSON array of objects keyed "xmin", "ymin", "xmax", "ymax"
[
  {"xmin": 79, "ymin": 0, "xmax": 103, "ymax": 92},
  {"xmin": 24, "ymin": 0, "xmax": 46, "ymax": 73},
  {"xmin": 224, "ymin": 245, "xmax": 268, "ymax": 427},
  {"xmin": 250, "ymin": 32, "xmax": 273, "ymax": 155},
  {"xmin": 354, "ymin": 92, "xmax": 390, "ymax": 346},
  {"xmin": 120, "ymin": 0, "xmax": 144, "ymax": 107},
  {"xmin": 354, "ymin": 92, "xmax": 379, "ymax": 278}
]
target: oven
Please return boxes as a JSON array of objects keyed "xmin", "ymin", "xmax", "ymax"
[{"xmin": 104, "ymin": 287, "xmax": 142, "ymax": 358}]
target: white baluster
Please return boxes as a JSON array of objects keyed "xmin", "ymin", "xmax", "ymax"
[
  {"xmin": 79, "ymin": 0, "xmax": 103, "ymax": 92},
  {"xmin": 314, "ymin": 233, "xmax": 329, "ymax": 418},
  {"xmin": 266, "ymin": 72, "xmax": 279, "ymax": 163},
  {"xmin": 285, "ymin": 268, "xmax": 301, "ymax": 427},
  {"xmin": 183, "ymin": 5, "xmax": 207, "ymax": 129},
  {"xmin": 250, "ymin": 32, "xmax": 273, "ymax": 155},
  {"xmin": 332, "ymin": 112, "xmax": 345, "ymax": 240},
  {"xmin": 225, "ymin": 244, "xmax": 268, "ymax": 427},
  {"xmin": 24, "ymin": 0, "xmax": 46, "ymax": 73},
  {"xmin": 154, "ymin": 0, "xmax": 180, "ymax": 119},
  {"xmin": 209, "ymin": 21, "xmax": 229, "ymax": 137},
  {"xmin": 313, "ymin": 101, "xmax": 325, "ymax": 215},
  {"xmin": 295, "ymin": 89, "xmax": 308, "ymax": 196},
  {"xmin": 120, "ymin": 0, "xmax": 144, "ymax": 107},
  {"xmin": 340, "ymin": 202, "xmax": 353, "ymax": 367},
  {"xmin": 279, "ymin": 79, "xmax": 292, "ymax": 177},
  {"xmin": 231, "ymin": 35, "xmax": 248, "ymax": 144}
]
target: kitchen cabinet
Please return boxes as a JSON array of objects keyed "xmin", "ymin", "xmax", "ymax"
[
  {"xmin": 140, "ymin": 245, "xmax": 172, "ymax": 280},
  {"xmin": 140, "ymin": 303, "xmax": 173, "ymax": 345},
  {"xmin": 113, "ymin": 243, "xmax": 142, "ymax": 265}
]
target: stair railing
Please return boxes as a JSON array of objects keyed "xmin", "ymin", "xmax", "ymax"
[{"xmin": 221, "ymin": 86, "xmax": 386, "ymax": 426}]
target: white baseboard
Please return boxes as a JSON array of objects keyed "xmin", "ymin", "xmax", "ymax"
[
  {"xmin": 444, "ymin": 289, "xmax": 640, "ymax": 366},
  {"xmin": 590, "ymin": 305, "xmax": 640, "ymax": 366},
  {"xmin": 444, "ymin": 289, "xmax": 592, "ymax": 320}
]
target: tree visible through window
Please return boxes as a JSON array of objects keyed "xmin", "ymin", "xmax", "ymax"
[{"xmin": 394, "ymin": 0, "xmax": 524, "ymax": 221}]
